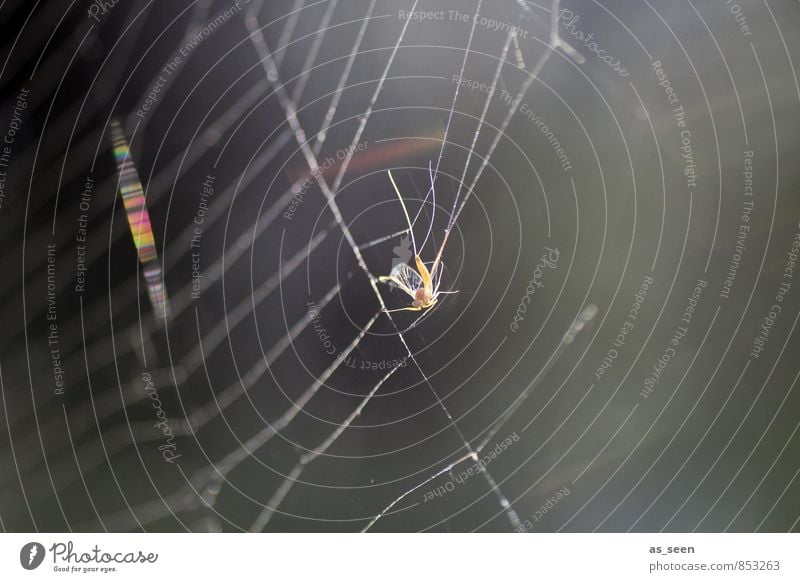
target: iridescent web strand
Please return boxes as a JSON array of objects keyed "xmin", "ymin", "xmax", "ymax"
[{"xmin": 110, "ymin": 119, "xmax": 171, "ymax": 322}]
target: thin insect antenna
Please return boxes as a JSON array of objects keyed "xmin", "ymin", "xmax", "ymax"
[
  {"xmin": 406, "ymin": 165, "xmax": 432, "ymax": 236},
  {"xmin": 447, "ymin": 32, "xmax": 513, "ymax": 234},
  {"xmin": 387, "ymin": 169, "xmax": 417, "ymax": 256},
  {"xmin": 428, "ymin": 0, "xmax": 482, "ymax": 204},
  {"xmin": 406, "ymin": 164, "xmax": 428, "ymax": 229},
  {"xmin": 408, "ymin": 0, "xmax": 481, "ymax": 275},
  {"xmin": 417, "ymin": 160, "xmax": 437, "ymax": 253}
]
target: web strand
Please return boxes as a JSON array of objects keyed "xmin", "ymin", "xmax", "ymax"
[
  {"xmin": 240, "ymin": 0, "xmax": 527, "ymax": 531},
  {"xmin": 453, "ymin": 0, "xmax": 577, "ymax": 231},
  {"xmin": 447, "ymin": 31, "xmax": 513, "ymax": 236},
  {"xmin": 417, "ymin": 0, "xmax": 483, "ymax": 257},
  {"xmin": 365, "ymin": 0, "xmax": 583, "ymax": 532},
  {"xmin": 28, "ymin": 0, "xmax": 576, "ymax": 533}
]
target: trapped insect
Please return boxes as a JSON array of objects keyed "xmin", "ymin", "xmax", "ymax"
[
  {"xmin": 378, "ymin": 166, "xmax": 459, "ymax": 313},
  {"xmin": 377, "ymin": 18, "xmax": 498, "ymax": 316}
]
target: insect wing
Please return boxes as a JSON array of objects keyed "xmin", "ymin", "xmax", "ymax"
[{"xmin": 389, "ymin": 262, "xmax": 423, "ymax": 298}]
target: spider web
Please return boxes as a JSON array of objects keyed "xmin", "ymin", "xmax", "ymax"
[
  {"xmin": 222, "ymin": 0, "xmax": 582, "ymax": 532},
  {"xmin": 0, "ymin": 0, "xmax": 590, "ymax": 533}
]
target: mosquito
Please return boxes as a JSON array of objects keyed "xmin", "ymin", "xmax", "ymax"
[
  {"xmin": 378, "ymin": 0, "xmax": 505, "ymax": 315},
  {"xmin": 378, "ymin": 164, "xmax": 458, "ymax": 313}
]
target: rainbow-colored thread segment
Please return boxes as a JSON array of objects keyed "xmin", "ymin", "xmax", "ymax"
[{"xmin": 110, "ymin": 119, "xmax": 171, "ymax": 322}]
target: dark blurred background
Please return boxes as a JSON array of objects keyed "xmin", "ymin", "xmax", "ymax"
[{"xmin": 0, "ymin": 0, "xmax": 799, "ymax": 532}]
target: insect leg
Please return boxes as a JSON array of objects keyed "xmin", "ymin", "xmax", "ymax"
[{"xmin": 383, "ymin": 305, "xmax": 423, "ymax": 313}]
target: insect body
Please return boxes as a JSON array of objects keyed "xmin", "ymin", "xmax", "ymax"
[
  {"xmin": 380, "ymin": 256, "xmax": 438, "ymax": 311},
  {"xmin": 377, "ymin": 10, "xmax": 487, "ymax": 315},
  {"xmin": 378, "ymin": 169, "xmax": 457, "ymax": 313}
]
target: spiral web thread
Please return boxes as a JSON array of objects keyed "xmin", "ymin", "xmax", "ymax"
[
  {"xmin": 1, "ymin": 0, "xmax": 584, "ymax": 532},
  {"xmin": 235, "ymin": 0, "xmax": 578, "ymax": 532}
]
